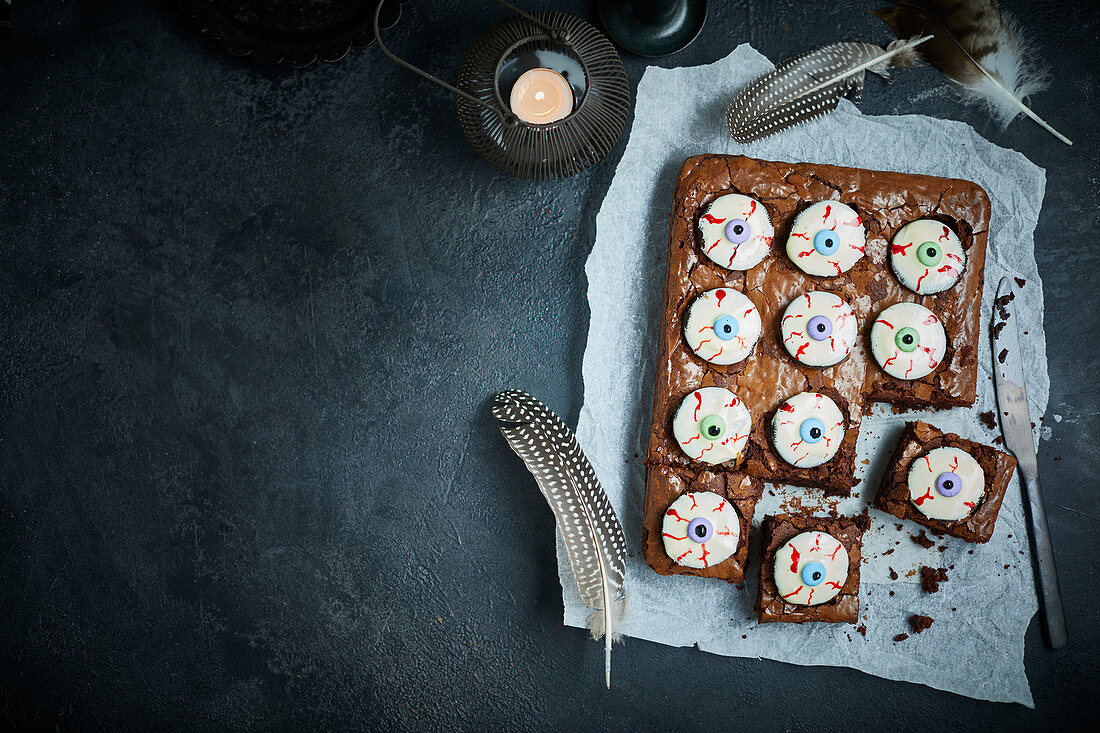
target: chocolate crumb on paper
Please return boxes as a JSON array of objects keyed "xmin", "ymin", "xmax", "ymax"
[
  {"xmin": 909, "ymin": 614, "xmax": 934, "ymax": 634},
  {"xmin": 894, "ymin": 633, "xmax": 909, "ymax": 642},
  {"xmin": 888, "ymin": 567, "xmax": 899, "ymax": 580},
  {"xmin": 998, "ymin": 348, "xmax": 1008, "ymax": 364},
  {"xmin": 857, "ymin": 624, "xmax": 867, "ymax": 637},
  {"xmin": 979, "ymin": 411, "xmax": 997, "ymax": 430},
  {"xmin": 1014, "ymin": 277, "xmax": 1026, "ymax": 288},
  {"xmin": 911, "ymin": 530, "xmax": 935, "ymax": 549},
  {"xmin": 920, "ymin": 566, "xmax": 949, "ymax": 593}
]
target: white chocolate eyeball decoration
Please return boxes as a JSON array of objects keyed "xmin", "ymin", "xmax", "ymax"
[
  {"xmin": 661, "ymin": 491, "xmax": 741, "ymax": 568},
  {"xmin": 683, "ymin": 288, "xmax": 762, "ymax": 365},
  {"xmin": 672, "ymin": 387, "xmax": 752, "ymax": 465},
  {"xmin": 771, "ymin": 392, "xmax": 846, "ymax": 468},
  {"xmin": 773, "ymin": 531, "xmax": 849, "ymax": 606},
  {"xmin": 907, "ymin": 447, "xmax": 985, "ymax": 521},
  {"xmin": 889, "ymin": 220, "xmax": 967, "ymax": 295},
  {"xmin": 870, "ymin": 302, "xmax": 947, "ymax": 380},
  {"xmin": 780, "ymin": 291, "xmax": 858, "ymax": 367},
  {"xmin": 697, "ymin": 193, "xmax": 774, "ymax": 270},
  {"xmin": 786, "ymin": 201, "xmax": 866, "ymax": 277}
]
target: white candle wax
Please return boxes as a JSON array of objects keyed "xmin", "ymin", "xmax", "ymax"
[{"xmin": 509, "ymin": 68, "xmax": 573, "ymax": 125}]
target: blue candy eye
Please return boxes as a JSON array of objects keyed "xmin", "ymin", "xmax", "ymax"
[
  {"xmin": 813, "ymin": 230, "xmax": 839, "ymax": 255},
  {"xmin": 802, "ymin": 560, "xmax": 826, "ymax": 586},
  {"xmin": 799, "ymin": 418, "xmax": 824, "ymax": 444},
  {"xmin": 714, "ymin": 314, "xmax": 740, "ymax": 340},
  {"xmin": 725, "ymin": 219, "xmax": 751, "ymax": 245}
]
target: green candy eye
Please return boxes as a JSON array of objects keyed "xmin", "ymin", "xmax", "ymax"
[
  {"xmin": 895, "ymin": 327, "xmax": 920, "ymax": 352},
  {"xmin": 917, "ymin": 241, "xmax": 942, "ymax": 266},
  {"xmin": 699, "ymin": 414, "xmax": 726, "ymax": 440}
]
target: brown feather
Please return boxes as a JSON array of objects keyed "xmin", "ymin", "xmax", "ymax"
[{"xmin": 873, "ymin": 0, "xmax": 1071, "ymax": 144}]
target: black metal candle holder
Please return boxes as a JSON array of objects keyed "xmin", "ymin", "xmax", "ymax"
[{"xmin": 375, "ymin": 0, "xmax": 629, "ymax": 180}]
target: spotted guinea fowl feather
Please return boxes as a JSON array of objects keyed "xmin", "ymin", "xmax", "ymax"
[
  {"xmin": 493, "ymin": 389, "xmax": 627, "ymax": 688},
  {"xmin": 726, "ymin": 37, "xmax": 929, "ymax": 143}
]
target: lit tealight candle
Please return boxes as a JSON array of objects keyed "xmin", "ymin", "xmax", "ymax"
[{"xmin": 509, "ymin": 68, "xmax": 573, "ymax": 125}]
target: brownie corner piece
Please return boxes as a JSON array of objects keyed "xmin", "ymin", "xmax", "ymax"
[
  {"xmin": 874, "ymin": 420, "xmax": 1017, "ymax": 543},
  {"xmin": 641, "ymin": 464, "xmax": 763, "ymax": 583},
  {"xmin": 756, "ymin": 512, "xmax": 867, "ymax": 624}
]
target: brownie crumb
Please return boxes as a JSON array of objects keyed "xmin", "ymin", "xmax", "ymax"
[
  {"xmin": 937, "ymin": 545, "xmax": 948, "ymax": 552},
  {"xmin": 1004, "ymin": 564, "xmax": 1011, "ymax": 569},
  {"xmin": 911, "ymin": 530, "xmax": 935, "ymax": 549},
  {"xmin": 994, "ymin": 291, "xmax": 1015, "ymax": 320},
  {"xmin": 895, "ymin": 523, "xmax": 904, "ymax": 531},
  {"xmin": 909, "ymin": 614, "xmax": 934, "ymax": 634},
  {"xmin": 992, "ymin": 321, "xmax": 1006, "ymax": 339},
  {"xmin": 993, "ymin": 435, "xmax": 1004, "ymax": 445},
  {"xmin": 888, "ymin": 567, "xmax": 899, "ymax": 580},
  {"xmin": 883, "ymin": 548, "xmax": 895, "ymax": 556},
  {"xmin": 857, "ymin": 624, "xmax": 867, "ymax": 637},
  {"xmin": 889, "ymin": 590, "xmax": 895, "ymax": 596},
  {"xmin": 894, "ymin": 633, "xmax": 909, "ymax": 642},
  {"xmin": 1014, "ymin": 277, "xmax": 1026, "ymax": 288},
  {"xmin": 998, "ymin": 348, "xmax": 1008, "ymax": 364},
  {"xmin": 920, "ymin": 566, "xmax": 949, "ymax": 594},
  {"xmin": 979, "ymin": 411, "xmax": 997, "ymax": 430},
  {"xmin": 742, "ymin": 634, "xmax": 747, "ymax": 639}
]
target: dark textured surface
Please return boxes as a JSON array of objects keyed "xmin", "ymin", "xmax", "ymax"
[{"xmin": 1, "ymin": 0, "xmax": 1096, "ymax": 729}]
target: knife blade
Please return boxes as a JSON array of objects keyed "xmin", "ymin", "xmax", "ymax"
[{"xmin": 992, "ymin": 277, "xmax": 1068, "ymax": 649}]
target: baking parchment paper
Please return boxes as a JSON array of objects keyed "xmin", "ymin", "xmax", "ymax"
[{"xmin": 562, "ymin": 44, "xmax": 1048, "ymax": 707}]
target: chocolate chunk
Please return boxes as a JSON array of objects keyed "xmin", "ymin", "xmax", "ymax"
[
  {"xmin": 911, "ymin": 530, "xmax": 935, "ymax": 549},
  {"xmin": 894, "ymin": 633, "xmax": 910, "ymax": 642},
  {"xmin": 920, "ymin": 566, "xmax": 949, "ymax": 594},
  {"xmin": 909, "ymin": 614, "xmax": 934, "ymax": 634},
  {"xmin": 979, "ymin": 411, "xmax": 997, "ymax": 430}
]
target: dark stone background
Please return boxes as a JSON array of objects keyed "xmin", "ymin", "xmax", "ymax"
[{"xmin": 2, "ymin": 1, "xmax": 1097, "ymax": 729}]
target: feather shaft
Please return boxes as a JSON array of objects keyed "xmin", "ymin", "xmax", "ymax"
[{"xmin": 797, "ymin": 35, "xmax": 932, "ymax": 98}]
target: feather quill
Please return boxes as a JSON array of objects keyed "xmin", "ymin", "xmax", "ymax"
[
  {"xmin": 874, "ymin": 0, "xmax": 1071, "ymax": 144},
  {"xmin": 726, "ymin": 37, "xmax": 929, "ymax": 143},
  {"xmin": 493, "ymin": 389, "xmax": 627, "ymax": 688}
]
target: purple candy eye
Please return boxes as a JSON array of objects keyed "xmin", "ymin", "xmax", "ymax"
[
  {"xmin": 807, "ymin": 315, "xmax": 833, "ymax": 341},
  {"xmin": 687, "ymin": 517, "xmax": 714, "ymax": 544},
  {"xmin": 725, "ymin": 219, "xmax": 751, "ymax": 245},
  {"xmin": 935, "ymin": 471, "xmax": 962, "ymax": 497}
]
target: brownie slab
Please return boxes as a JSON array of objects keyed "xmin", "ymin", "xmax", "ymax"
[
  {"xmin": 644, "ymin": 154, "xmax": 990, "ymax": 497},
  {"xmin": 756, "ymin": 513, "xmax": 869, "ymax": 624},
  {"xmin": 874, "ymin": 420, "xmax": 1017, "ymax": 543},
  {"xmin": 641, "ymin": 466, "xmax": 762, "ymax": 582}
]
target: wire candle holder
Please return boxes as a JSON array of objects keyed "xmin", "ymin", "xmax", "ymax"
[{"xmin": 374, "ymin": 0, "xmax": 630, "ymax": 180}]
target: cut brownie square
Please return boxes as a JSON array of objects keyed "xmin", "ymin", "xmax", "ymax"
[
  {"xmin": 641, "ymin": 465, "xmax": 763, "ymax": 582},
  {"xmin": 874, "ymin": 420, "xmax": 1017, "ymax": 543},
  {"xmin": 757, "ymin": 513, "xmax": 869, "ymax": 624},
  {"xmin": 741, "ymin": 385, "xmax": 859, "ymax": 493}
]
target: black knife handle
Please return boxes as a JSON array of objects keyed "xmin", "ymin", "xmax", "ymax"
[{"xmin": 1020, "ymin": 466, "xmax": 1068, "ymax": 649}]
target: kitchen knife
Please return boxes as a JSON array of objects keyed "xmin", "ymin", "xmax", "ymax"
[{"xmin": 991, "ymin": 277, "xmax": 1068, "ymax": 649}]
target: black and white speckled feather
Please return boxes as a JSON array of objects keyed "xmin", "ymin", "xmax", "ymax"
[
  {"xmin": 726, "ymin": 38, "xmax": 927, "ymax": 144},
  {"xmin": 493, "ymin": 389, "xmax": 627, "ymax": 688}
]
